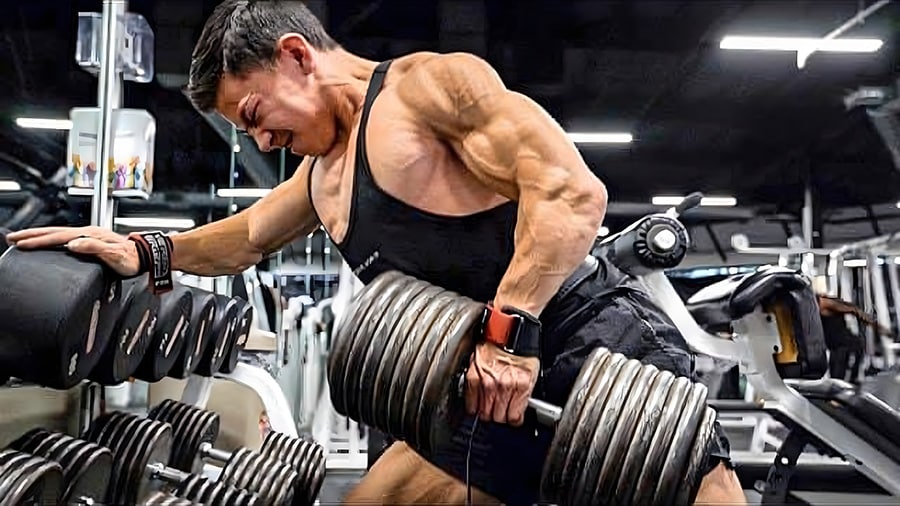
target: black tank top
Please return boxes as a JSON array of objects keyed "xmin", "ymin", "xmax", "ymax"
[{"xmin": 308, "ymin": 60, "xmax": 518, "ymax": 302}]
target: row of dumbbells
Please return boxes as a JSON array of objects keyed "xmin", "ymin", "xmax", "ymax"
[
  {"xmin": 0, "ymin": 275, "xmax": 255, "ymax": 390},
  {"xmin": 0, "ymin": 399, "xmax": 325, "ymax": 505}
]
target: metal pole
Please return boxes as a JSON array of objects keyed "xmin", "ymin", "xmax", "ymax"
[
  {"xmin": 868, "ymin": 253, "xmax": 895, "ymax": 367},
  {"xmin": 91, "ymin": 0, "xmax": 126, "ymax": 228}
]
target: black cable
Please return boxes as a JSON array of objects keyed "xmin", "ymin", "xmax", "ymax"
[{"xmin": 465, "ymin": 346, "xmax": 487, "ymax": 506}]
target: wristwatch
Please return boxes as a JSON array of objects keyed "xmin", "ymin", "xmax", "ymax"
[{"xmin": 480, "ymin": 303, "xmax": 542, "ymax": 357}]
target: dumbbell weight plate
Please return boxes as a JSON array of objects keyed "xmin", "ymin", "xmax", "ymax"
[
  {"xmin": 195, "ymin": 295, "xmax": 239, "ymax": 376},
  {"xmin": 633, "ymin": 375, "xmax": 692, "ymax": 504},
  {"xmin": 221, "ymin": 298, "xmax": 253, "ymax": 374},
  {"xmin": 0, "ymin": 451, "xmax": 63, "ymax": 506},
  {"xmin": 135, "ymin": 286, "xmax": 193, "ymax": 382},
  {"xmin": 611, "ymin": 368, "xmax": 672, "ymax": 504},
  {"xmin": 386, "ymin": 292, "xmax": 454, "ymax": 439},
  {"xmin": 654, "ymin": 381, "xmax": 710, "ymax": 504},
  {"xmin": 418, "ymin": 298, "xmax": 484, "ymax": 458},
  {"xmin": 628, "ymin": 370, "xmax": 679, "ymax": 505},
  {"xmin": 574, "ymin": 360, "xmax": 642, "ymax": 504},
  {"xmin": 90, "ymin": 277, "xmax": 160, "ymax": 385},
  {"xmin": 8, "ymin": 454, "xmax": 64, "ymax": 506},
  {"xmin": 539, "ymin": 349, "xmax": 615, "ymax": 502},
  {"xmin": 328, "ymin": 271, "xmax": 405, "ymax": 416},
  {"xmin": 106, "ymin": 411, "xmax": 145, "ymax": 504},
  {"xmin": 83, "ymin": 412, "xmax": 125, "ymax": 503},
  {"xmin": 148, "ymin": 399, "xmax": 219, "ymax": 473},
  {"xmin": 169, "ymin": 289, "xmax": 217, "ymax": 379},
  {"xmin": 590, "ymin": 363, "xmax": 659, "ymax": 501},
  {"xmin": 562, "ymin": 352, "xmax": 633, "ymax": 505},
  {"xmin": 0, "ymin": 245, "xmax": 121, "ymax": 389},
  {"xmin": 149, "ymin": 399, "xmax": 195, "ymax": 472},
  {"xmin": 261, "ymin": 432, "xmax": 327, "ymax": 505},
  {"xmin": 340, "ymin": 272, "xmax": 411, "ymax": 417},
  {"xmin": 222, "ymin": 448, "xmax": 297, "ymax": 506},
  {"xmin": 0, "ymin": 450, "xmax": 34, "ymax": 502},
  {"xmin": 353, "ymin": 277, "xmax": 421, "ymax": 423},
  {"xmin": 372, "ymin": 285, "xmax": 444, "ymax": 433},
  {"xmin": 128, "ymin": 417, "xmax": 173, "ymax": 505},
  {"xmin": 145, "ymin": 490, "xmax": 195, "ymax": 505},
  {"xmin": 9, "ymin": 428, "xmax": 112, "ymax": 504},
  {"xmin": 185, "ymin": 409, "xmax": 219, "ymax": 474},
  {"xmin": 673, "ymin": 407, "xmax": 717, "ymax": 506},
  {"xmin": 175, "ymin": 403, "xmax": 208, "ymax": 474},
  {"xmin": 402, "ymin": 294, "xmax": 460, "ymax": 451}
]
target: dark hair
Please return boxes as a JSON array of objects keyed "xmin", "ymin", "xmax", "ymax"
[{"xmin": 187, "ymin": 0, "xmax": 338, "ymax": 112}]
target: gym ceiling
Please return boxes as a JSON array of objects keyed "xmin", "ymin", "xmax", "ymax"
[{"xmin": 0, "ymin": 0, "xmax": 898, "ymax": 261}]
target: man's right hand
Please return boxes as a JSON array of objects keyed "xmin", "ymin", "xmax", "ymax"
[{"xmin": 6, "ymin": 226, "xmax": 141, "ymax": 277}]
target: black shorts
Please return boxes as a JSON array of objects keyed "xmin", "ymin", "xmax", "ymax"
[{"xmin": 425, "ymin": 257, "xmax": 733, "ymax": 505}]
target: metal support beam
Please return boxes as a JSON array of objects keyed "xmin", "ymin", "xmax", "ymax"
[
  {"xmin": 864, "ymin": 205, "xmax": 883, "ymax": 236},
  {"xmin": 705, "ymin": 223, "xmax": 728, "ymax": 262},
  {"xmin": 91, "ymin": 0, "xmax": 126, "ymax": 229}
]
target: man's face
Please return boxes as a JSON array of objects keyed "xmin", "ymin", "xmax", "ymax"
[{"xmin": 215, "ymin": 41, "xmax": 336, "ymax": 156}]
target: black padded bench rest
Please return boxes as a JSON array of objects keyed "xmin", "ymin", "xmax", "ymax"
[{"xmin": 788, "ymin": 378, "xmax": 900, "ymax": 463}]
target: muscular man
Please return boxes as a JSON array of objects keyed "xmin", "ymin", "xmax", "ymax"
[{"xmin": 8, "ymin": 1, "xmax": 745, "ymax": 504}]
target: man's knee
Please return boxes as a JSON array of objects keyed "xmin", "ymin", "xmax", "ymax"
[
  {"xmin": 345, "ymin": 442, "xmax": 501, "ymax": 505},
  {"xmin": 693, "ymin": 461, "xmax": 746, "ymax": 505}
]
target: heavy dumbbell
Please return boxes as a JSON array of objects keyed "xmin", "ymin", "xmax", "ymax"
[
  {"xmin": 0, "ymin": 448, "xmax": 64, "ymax": 506},
  {"xmin": 194, "ymin": 294, "xmax": 240, "ymax": 377},
  {"xmin": 148, "ymin": 399, "xmax": 326, "ymax": 506},
  {"xmin": 221, "ymin": 297, "xmax": 253, "ymax": 374},
  {"xmin": 8, "ymin": 428, "xmax": 112, "ymax": 504},
  {"xmin": 328, "ymin": 270, "xmax": 717, "ymax": 505},
  {"xmin": 90, "ymin": 275, "xmax": 160, "ymax": 385},
  {"xmin": 167, "ymin": 287, "xmax": 217, "ymax": 378},
  {"xmin": 133, "ymin": 285, "xmax": 193, "ymax": 382},
  {"xmin": 0, "ymin": 237, "xmax": 121, "ymax": 389},
  {"xmin": 84, "ymin": 411, "xmax": 273, "ymax": 505}
]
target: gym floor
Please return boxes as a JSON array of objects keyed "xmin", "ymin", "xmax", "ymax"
[{"xmin": 314, "ymin": 472, "xmax": 900, "ymax": 505}]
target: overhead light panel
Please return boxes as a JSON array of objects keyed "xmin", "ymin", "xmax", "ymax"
[
  {"xmin": 652, "ymin": 195, "xmax": 737, "ymax": 207},
  {"xmin": 14, "ymin": 117, "xmax": 73, "ymax": 130},
  {"xmin": 567, "ymin": 132, "xmax": 633, "ymax": 144},
  {"xmin": 0, "ymin": 180, "xmax": 21, "ymax": 191},
  {"xmin": 114, "ymin": 217, "xmax": 196, "ymax": 229},
  {"xmin": 216, "ymin": 188, "xmax": 271, "ymax": 198},
  {"xmin": 720, "ymin": 36, "xmax": 883, "ymax": 53}
]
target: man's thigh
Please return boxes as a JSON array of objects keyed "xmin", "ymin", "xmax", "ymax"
[{"xmin": 343, "ymin": 441, "xmax": 501, "ymax": 505}]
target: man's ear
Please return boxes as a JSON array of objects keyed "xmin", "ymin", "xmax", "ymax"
[{"xmin": 275, "ymin": 33, "xmax": 316, "ymax": 73}]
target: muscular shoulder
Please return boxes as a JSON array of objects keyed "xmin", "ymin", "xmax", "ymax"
[{"xmin": 393, "ymin": 52, "xmax": 508, "ymax": 136}]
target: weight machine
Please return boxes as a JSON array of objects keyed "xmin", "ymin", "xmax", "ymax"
[{"xmin": 606, "ymin": 199, "xmax": 900, "ymax": 502}]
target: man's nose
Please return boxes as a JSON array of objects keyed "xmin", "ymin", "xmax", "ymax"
[{"xmin": 252, "ymin": 130, "xmax": 274, "ymax": 152}]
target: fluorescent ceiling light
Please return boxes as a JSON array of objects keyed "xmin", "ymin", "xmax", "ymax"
[
  {"xmin": 0, "ymin": 180, "xmax": 21, "ymax": 191},
  {"xmin": 720, "ymin": 36, "xmax": 883, "ymax": 53},
  {"xmin": 567, "ymin": 132, "xmax": 633, "ymax": 144},
  {"xmin": 15, "ymin": 117, "xmax": 73, "ymax": 130},
  {"xmin": 217, "ymin": 188, "xmax": 271, "ymax": 198},
  {"xmin": 114, "ymin": 217, "xmax": 196, "ymax": 229},
  {"xmin": 652, "ymin": 195, "xmax": 737, "ymax": 207}
]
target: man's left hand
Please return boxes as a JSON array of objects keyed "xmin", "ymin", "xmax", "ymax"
[{"xmin": 464, "ymin": 342, "xmax": 540, "ymax": 426}]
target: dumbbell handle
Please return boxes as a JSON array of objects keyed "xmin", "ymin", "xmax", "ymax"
[
  {"xmin": 456, "ymin": 372, "xmax": 563, "ymax": 426},
  {"xmin": 147, "ymin": 462, "xmax": 191, "ymax": 484},
  {"xmin": 199, "ymin": 442, "xmax": 232, "ymax": 463},
  {"xmin": 528, "ymin": 398, "xmax": 563, "ymax": 426}
]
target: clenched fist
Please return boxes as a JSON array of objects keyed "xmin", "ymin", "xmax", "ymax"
[
  {"xmin": 465, "ymin": 341, "xmax": 540, "ymax": 426},
  {"xmin": 6, "ymin": 226, "xmax": 141, "ymax": 277}
]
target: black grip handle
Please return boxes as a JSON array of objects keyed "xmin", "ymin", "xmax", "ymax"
[{"xmin": 674, "ymin": 192, "xmax": 704, "ymax": 216}]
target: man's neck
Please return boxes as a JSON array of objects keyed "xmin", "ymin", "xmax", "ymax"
[{"xmin": 319, "ymin": 49, "xmax": 379, "ymax": 141}]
